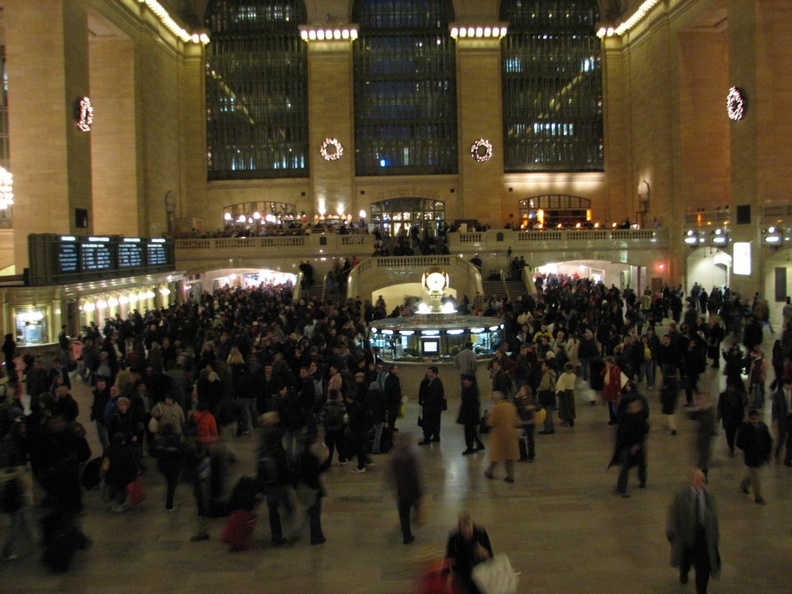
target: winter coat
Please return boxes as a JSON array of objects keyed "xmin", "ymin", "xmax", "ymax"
[
  {"xmin": 736, "ymin": 420, "xmax": 772, "ymax": 467},
  {"xmin": 486, "ymin": 400, "xmax": 521, "ymax": 462}
]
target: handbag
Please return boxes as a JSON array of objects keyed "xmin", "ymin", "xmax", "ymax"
[
  {"xmin": 442, "ymin": 398, "xmax": 448, "ymax": 411},
  {"xmin": 538, "ymin": 389, "xmax": 556, "ymax": 407},
  {"xmin": 417, "ymin": 415, "xmax": 424, "ymax": 428},
  {"xmin": 126, "ymin": 477, "xmax": 146, "ymax": 506},
  {"xmin": 472, "ymin": 553, "xmax": 519, "ymax": 594}
]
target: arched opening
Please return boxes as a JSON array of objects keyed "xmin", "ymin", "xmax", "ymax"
[
  {"xmin": 686, "ymin": 247, "xmax": 732, "ymax": 294},
  {"xmin": 221, "ymin": 201, "xmax": 300, "ymax": 235},
  {"xmin": 518, "ymin": 194, "xmax": 592, "ymax": 229},
  {"xmin": 370, "ymin": 197, "xmax": 446, "ymax": 237}
]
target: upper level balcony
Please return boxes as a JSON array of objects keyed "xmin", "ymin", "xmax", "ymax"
[{"xmin": 174, "ymin": 227, "xmax": 669, "ymax": 274}]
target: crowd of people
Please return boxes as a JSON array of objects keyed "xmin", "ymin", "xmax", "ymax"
[{"xmin": 0, "ymin": 275, "xmax": 788, "ymax": 591}]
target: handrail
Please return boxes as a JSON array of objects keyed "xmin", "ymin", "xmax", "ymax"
[{"xmin": 293, "ymin": 272, "xmax": 304, "ymax": 303}]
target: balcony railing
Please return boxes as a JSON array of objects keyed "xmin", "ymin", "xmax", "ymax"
[{"xmin": 452, "ymin": 228, "xmax": 666, "ymax": 248}]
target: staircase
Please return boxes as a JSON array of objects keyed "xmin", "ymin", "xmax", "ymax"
[
  {"xmin": 481, "ymin": 279, "xmax": 506, "ymax": 299},
  {"xmin": 481, "ymin": 279, "xmax": 528, "ymax": 301},
  {"xmin": 302, "ymin": 281, "xmax": 347, "ymax": 306},
  {"xmin": 504, "ymin": 280, "xmax": 528, "ymax": 300}
]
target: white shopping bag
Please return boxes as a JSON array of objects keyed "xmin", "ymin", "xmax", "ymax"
[{"xmin": 472, "ymin": 553, "xmax": 519, "ymax": 594}]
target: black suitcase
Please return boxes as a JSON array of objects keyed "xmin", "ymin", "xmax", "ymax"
[
  {"xmin": 41, "ymin": 529, "xmax": 87, "ymax": 573},
  {"xmin": 81, "ymin": 456, "xmax": 103, "ymax": 490}
]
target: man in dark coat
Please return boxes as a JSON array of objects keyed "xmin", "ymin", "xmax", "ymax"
[
  {"xmin": 741, "ymin": 316, "xmax": 763, "ymax": 353},
  {"xmin": 383, "ymin": 364, "xmax": 402, "ymax": 433},
  {"xmin": 490, "ymin": 359, "xmax": 513, "ymax": 398},
  {"xmin": 258, "ymin": 411, "xmax": 291, "ymax": 547},
  {"xmin": 609, "ymin": 398, "xmax": 649, "ymax": 497},
  {"xmin": 418, "ymin": 366, "xmax": 445, "ymax": 445},
  {"xmin": 345, "ymin": 392, "xmax": 373, "ymax": 473},
  {"xmin": 365, "ymin": 382, "xmax": 387, "ymax": 453},
  {"xmin": 737, "ymin": 409, "xmax": 773, "ymax": 504},
  {"xmin": 298, "ymin": 366, "xmax": 317, "ymax": 438},
  {"xmin": 666, "ymin": 469, "xmax": 721, "ymax": 593},
  {"xmin": 457, "ymin": 375, "xmax": 485, "ymax": 455},
  {"xmin": 717, "ymin": 381, "xmax": 746, "ymax": 456},
  {"xmin": 388, "ymin": 432, "xmax": 424, "ymax": 544},
  {"xmin": 445, "ymin": 511, "xmax": 494, "ymax": 594}
]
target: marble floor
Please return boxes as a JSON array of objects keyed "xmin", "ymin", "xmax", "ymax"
[{"xmin": 2, "ymin": 327, "xmax": 791, "ymax": 593}]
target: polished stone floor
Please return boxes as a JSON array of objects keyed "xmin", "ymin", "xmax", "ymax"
[{"xmin": 2, "ymin": 327, "xmax": 791, "ymax": 593}]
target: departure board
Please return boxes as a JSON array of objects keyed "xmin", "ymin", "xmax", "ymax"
[
  {"xmin": 80, "ymin": 241, "xmax": 115, "ymax": 272},
  {"xmin": 147, "ymin": 242, "xmax": 168, "ymax": 266},
  {"xmin": 57, "ymin": 241, "xmax": 79, "ymax": 274},
  {"xmin": 118, "ymin": 242, "xmax": 145, "ymax": 268},
  {"xmin": 27, "ymin": 234, "xmax": 175, "ymax": 286}
]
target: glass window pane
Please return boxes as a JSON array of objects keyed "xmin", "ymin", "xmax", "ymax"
[
  {"xmin": 353, "ymin": 0, "xmax": 458, "ymax": 176},
  {"xmin": 501, "ymin": 1, "xmax": 603, "ymax": 173},
  {"xmin": 205, "ymin": 1, "xmax": 309, "ymax": 180}
]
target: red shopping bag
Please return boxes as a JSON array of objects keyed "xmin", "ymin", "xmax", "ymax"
[{"xmin": 126, "ymin": 477, "xmax": 146, "ymax": 506}]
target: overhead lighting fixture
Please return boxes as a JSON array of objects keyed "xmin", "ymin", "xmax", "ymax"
[{"xmin": 137, "ymin": 0, "xmax": 209, "ymax": 44}]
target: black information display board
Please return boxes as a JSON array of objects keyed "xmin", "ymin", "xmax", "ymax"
[
  {"xmin": 147, "ymin": 242, "xmax": 168, "ymax": 266},
  {"xmin": 118, "ymin": 242, "xmax": 145, "ymax": 268},
  {"xmin": 80, "ymin": 241, "xmax": 115, "ymax": 272},
  {"xmin": 27, "ymin": 234, "xmax": 175, "ymax": 286},
  {"xmin": 57, "ymin": 241, "xmax": 79, "ymax": 274}
]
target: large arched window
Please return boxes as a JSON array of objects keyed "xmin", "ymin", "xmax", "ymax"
[
  {"xmin": 352, "ymin": 0, "xmax": 457, "ymax": 176},
  {"xmin": 205, "ymin": 0, "xmax": 309, "ymax": 180},
  {"xmin": 501, "ymin": 0, "xmax": 603, "ymax": 172}
]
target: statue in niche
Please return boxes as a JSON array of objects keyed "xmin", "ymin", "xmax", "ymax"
[{"xmin": 165, "ymin": 190, "xmax": 177, "ymax": 234}]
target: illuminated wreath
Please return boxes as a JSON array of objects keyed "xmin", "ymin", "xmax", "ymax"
[
  {"xmin": 470, "ymin": 138, "xmax": 493, "ymax": 162},
  {"xmin": 320, "ymin": 138, "xmax": 344, "ymax": 161},
  {"xmin": 726, "ymin": 87, "xmax": 745, "ymax": 121},
  {"xmin": 75, "ymin": 96, "xmax": 94, "ymax": 132}
]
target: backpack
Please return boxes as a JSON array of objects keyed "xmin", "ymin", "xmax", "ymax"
[
  {"xmin": 0, "ymin": 469, "xmax": 23, "ymax": 514},
  {"xmin": 323, "ymin": 400, "xmax": 346, "ymax": 432}
]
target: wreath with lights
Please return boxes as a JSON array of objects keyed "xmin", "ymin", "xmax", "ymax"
[
  {"xmin": 470, "ymin": 138, "xmax": 493, "ymax": 162},
  {"xmin": 76, "ymin": 97, "xmax": 94, "ymax": 132},
  {"xmin": 320, "ymin": 138, "xmax": 344, "ymax": 161},
  {"xmin": 726, "ymin": 87, "xmax": 745, "ymax": 121}
]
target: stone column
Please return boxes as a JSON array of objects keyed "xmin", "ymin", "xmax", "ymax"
[
  {"xmin": 456, "ymin": 33, "xmax": 504, "ymax": 227},
  {"xmin": 6, "ymin": 0, "xmax": 92, "ymax": 269},
  {"xmin": 304, "ymin": 33, "xmax": 355, "ymax": 221},
  {"xmin": 728, "ymin": 0, "xmax": 792, "ymax": 298}
]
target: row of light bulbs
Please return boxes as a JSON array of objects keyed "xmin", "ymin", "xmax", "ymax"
[
  {"xmin": 597, "ymin": 0, "xmax": 661, "ymax": 38},
  {"xmin": 137, "ymin": 0, "xmax": 209, "ymax": 45},
  {"xmin": 81, "ymin": 289, "xmax": 170, "ymax": 313},
  {"xmin": 137, "ymin": 0, "xmax": 659, "ymax": 46},
  {"xmin": 450, "ymin": 26, "xmax": 508, "ymax": 39},
  {"xmin": 300, "ymin": 28, "xmax": 358, "ymax": 41}
]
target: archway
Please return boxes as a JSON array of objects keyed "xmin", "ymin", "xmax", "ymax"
[
  {"xmin": 369, "ymin": 197, "xmax": 446, "ymax": 237},
  {"xmin": 686, "ymin": 247, "xmax": 731, "ymax": 293},
  {"xmin": 518, "ymin": 195, "xmax": 593, "ymax": 229}
]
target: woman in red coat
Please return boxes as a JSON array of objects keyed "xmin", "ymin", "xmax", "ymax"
[{"xmin": 601, "ymin": 356, "xmax": 622, "ymax": 425}]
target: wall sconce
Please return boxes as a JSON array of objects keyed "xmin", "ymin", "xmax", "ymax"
[
  {"xmin": 763, "ymin": 226, "xmax": 782, "ymax": 246},
  {"xmin": 684, "ymin": 230, "xmax": 699, "ymax": 245},
  {"xmin": 711, "ymin": 228, "xmax": 728, "ymax": 245}
]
